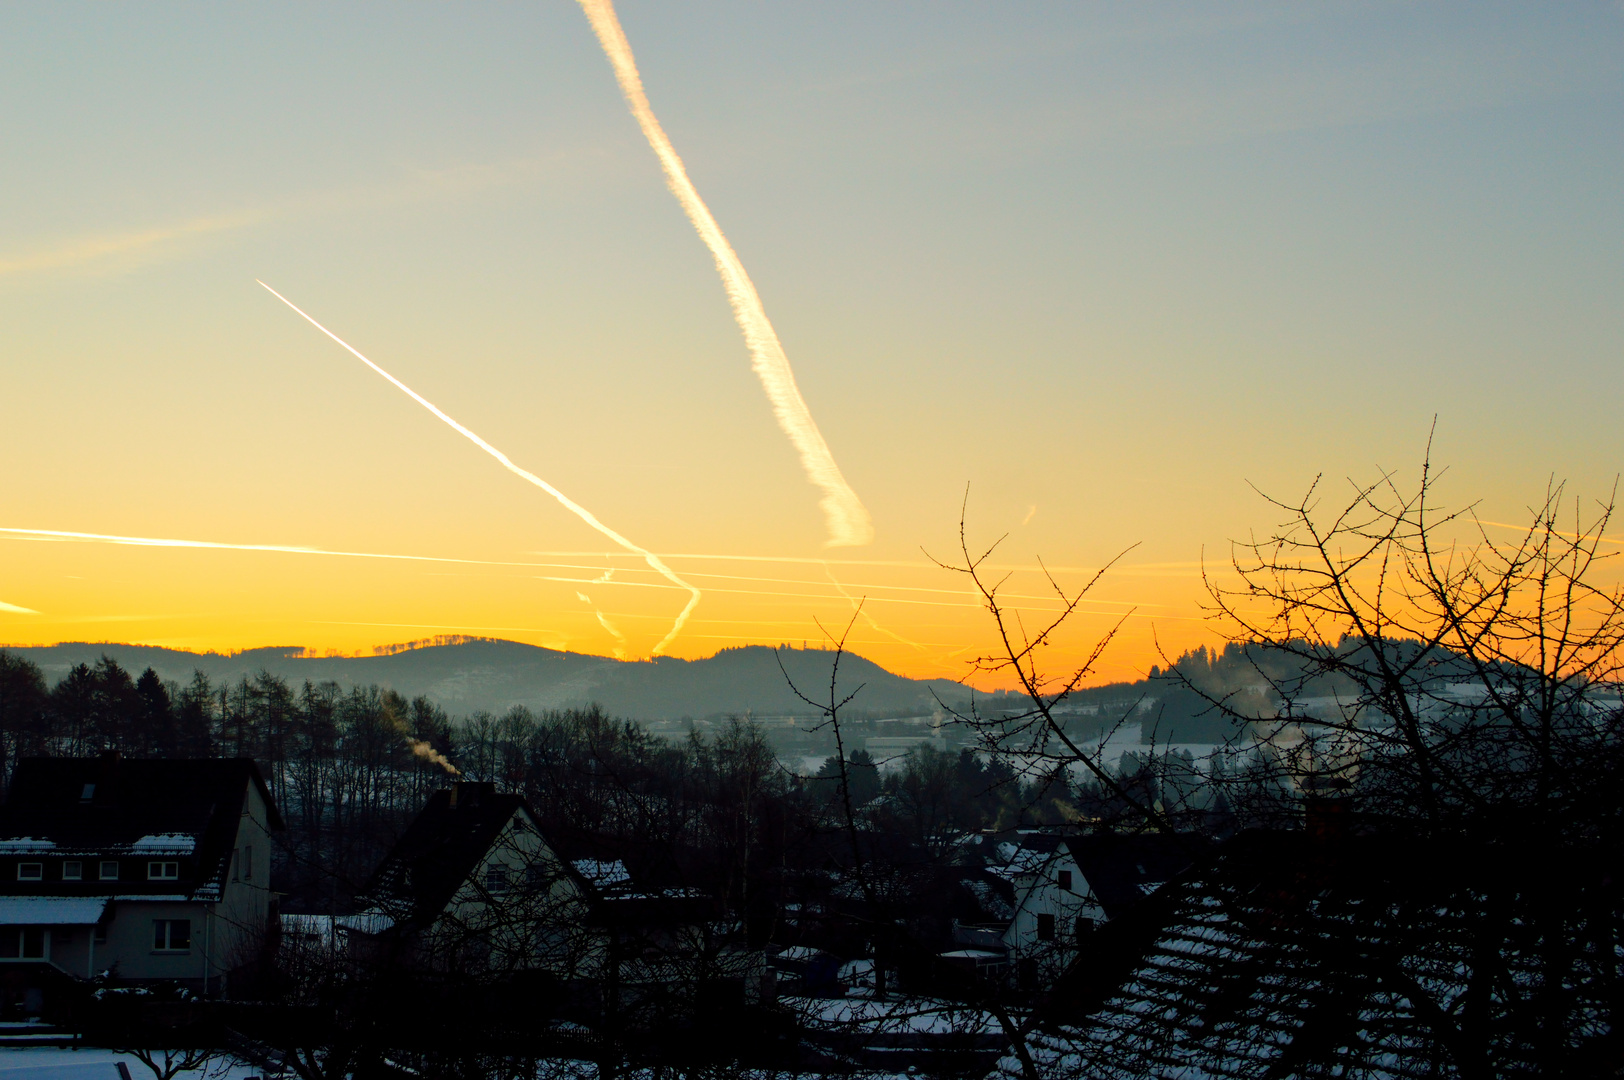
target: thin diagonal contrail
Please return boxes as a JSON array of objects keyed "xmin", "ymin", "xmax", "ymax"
[
  {"xmin": 576, "ymin": 0, "xmax": 873, "ymax": 549},
  {"xmin": 258, "ymin": 280, "xmax": 700, "ymax": 655}
]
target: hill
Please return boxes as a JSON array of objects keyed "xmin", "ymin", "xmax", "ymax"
[{"xmin": 3, "ymin": 639, "xmax": 973, "ymax": 720}]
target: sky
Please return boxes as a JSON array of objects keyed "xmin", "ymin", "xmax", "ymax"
[{"xmin": 3, "ymin": 1, "xmax": 1622, "ymax": 686}]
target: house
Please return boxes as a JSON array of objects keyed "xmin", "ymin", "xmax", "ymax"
[
  {"xmin": 0, "ymin": 755, "xmax": 281, "ymax": 998},
  {"xmin": 1001, "ymin": 831, "xmax": 1201, "ymax": 982},
  {"xmin": 345, "ymin": 781, "xmax": 770, "ymax": 1018},
  {"xmin": 344, "ymin": 781, "xmax": 594, "ymax": 978},
  {"xmin": 992, "ymin": 824, "xmax": 1615, "ymax": 1079}
]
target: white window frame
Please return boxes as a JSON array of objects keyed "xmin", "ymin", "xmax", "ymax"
[
  {"xmin": 152, "ymin": 919, "xmax": 191, "ymax": 953},
  {"xmin": 16, "ymin": 863, "xmax": 42, "ymax": 881},
  {"xmin": 147, "ymin": 861, "xmax": 179, "ymax": 881},
  {"xmin": 62, "ymin": 861, "xmax": 83, "ymax": 881},
  {"xmin": 485, "ymin": 863, "xmax": 509, "ymax": 895},
  {"xmin": 0, "ymin": 927, "xmax": 49, "ymax": 961},
  {"xmin": 98, "ymin": 861, "xmax": 119, "ymax": 881}
]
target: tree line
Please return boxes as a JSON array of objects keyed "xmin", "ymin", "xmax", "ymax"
[{"xmin": 0, "ymin": 651, "xmax": 1106, "ymax": 920}]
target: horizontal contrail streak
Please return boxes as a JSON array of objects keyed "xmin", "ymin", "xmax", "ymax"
[
  {"xmin": 576, "ymin": 0, "xmax": 873, "ymax": 549},
  {"xmin": 0, "ymin": 526, "xmax": 626, "ymax": 574},
  {"xmin": 1476, "ymin": 519, "xmax": 1624, "ymax": 546},
  {"xmin": 538, "ymin": 565, "xmax": 1166, "ymax": 607},
  {"xmin": 530, "ymin": 549, "xmax": 1207, "ymax": 575},
  {"xmin": 0, "ymin": 600, "xmax": 37, "ymax": 615},
  {"xmin": 533, "ymin": 574, "xmax": 1172, "ymax": 618},
  {"xmin": 0, "ymin": 525, "xmax": 1167, "ymax": 611},
  {"xmin": 0, "ymin": 526, "xmax": 522, "ymax": 564},
  {"xmin": 257, "ymin": 280, "xmax": 701, "ymax": 655}
]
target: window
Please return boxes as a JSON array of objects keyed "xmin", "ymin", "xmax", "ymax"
[
  {"xmin": 485, "ymin": 864, "xmax": 509, "ymax": 895},
  {"xmin": 525, "ymin": 864, "xmax": 551, "ymax": 892},
  {"xmin": 152, "ymin": 920, "xmax": 191, "ymax": 952},
  {"xmin": 1057, "ymin": 869, "xmax": 1072, "ymax": 891},
  {"xmin": 79, "ymin": 784, "xmax": 95, "ymax": 803},
  {"xmin": 1036, "ymin": 913, "xmax": 1056, "ymax": 941},
  {"xmin": 17, "ymin": 864, "xmax": 42, "ymax": 882},
  {"xmin": 0, "ymin": 928, "xmax": 46, "ymax": 959},
  {"xmin": 1075, "ymin": 916, "xmax": 1097, "ymax": 942},
  {"xmin": 98, "ymin": 861, "xmax": 119, "ymax": 881},
  {"xmin": 147, "ymin": 861, "xmax": 179, "ymax": 881},
  {"xmin": 62, "ymin": 862, "xmax": 82, "ymax": 881}
]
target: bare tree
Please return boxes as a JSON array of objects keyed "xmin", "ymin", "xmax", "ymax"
[{"xmin": 124, "ymin": 1048, "xmax": 226, "ymax": 1080}]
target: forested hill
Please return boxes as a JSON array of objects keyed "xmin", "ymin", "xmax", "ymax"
[{"xmin": 4, "ymin": 639, "xmax": 972, "ymax": 720}]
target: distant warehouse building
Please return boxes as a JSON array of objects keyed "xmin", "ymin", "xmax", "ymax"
[{"xmin": 0, "ymin": 755, "xmax": 281, "ymax": 1002}]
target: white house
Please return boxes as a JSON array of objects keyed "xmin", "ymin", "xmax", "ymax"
[
  {"xmin": 0, "ymin": 755, "xmax": 281, "ymax": 1000},
  {"xmin": 345, "ymin": 781, "xmax": 594, "ymax": 978},
  {"xmin": 1002, "ymin": 831, "xmax": 1203, "ymax": 981}
]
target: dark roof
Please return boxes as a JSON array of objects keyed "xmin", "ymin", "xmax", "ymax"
[
  {"xmin": 0, "ymin": 756, "xmax": 281, "ymax": 901},
  {"xmin": 358, "ymin": 782, "xmax": 534, "ymax": 926},
  {"xmin": 1063, "ymin": 832, "xmax": 1206, "ymax": 920},
  {"xmin": 1002, "ymin": 829, "xmax": 1617, "ymax": 1080}
]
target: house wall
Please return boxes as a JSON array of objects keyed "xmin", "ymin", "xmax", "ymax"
[
  {"xmin": 90, "ymin": 898, "xmax": 215, "ymax": 984},
  {"xmin": 426, "ymin": 807, "xmax": 601, "ymax": 978},
  {"xmin": 209, "ymin": 779, "xmax": 276, "ymax": 987},
  {"xmin": 1004, "ymin": 855, "xmax": 1107, "ymax": 968},
  {"xmin": 58, "ymin": 780, "xmax": 276, "ymax": 990}
]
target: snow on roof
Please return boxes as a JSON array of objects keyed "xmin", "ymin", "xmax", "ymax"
[
  {"xmin": 771, "ymin": 945, "xmax": 826, "ymax": 963},
  {"xmin": 128, "ymin": 833, "xmax": 197, "ymax": 854},
  {"xmin": 0, "ymin": 897, "xmax": 108, "ymax": 925},
  {"xmin": 335, "ymin": 911, "xmax": 396, "ymax": 935},
  {"xmin": 0, "ymin": 839, "xmax": 56, "ymax": 852},
  {"xmin": 781, "ymin": 995, "xmax": 1003, "ymax": 1036},
  {"xmin": 572, "ymin": 859, "xmax": 631, "ymax": 888}
]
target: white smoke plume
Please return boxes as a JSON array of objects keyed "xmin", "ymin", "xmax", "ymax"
[
  {"xmin": 575, "ymin": 0, "xmax": 874, "ymax": 549},
  {"xmin": 408, "ymin": 739, "xmax": 461, "ymax": 776},
  {"xmin": 258, "ymin": 280, "xmax": 701, "ymax": 654}
]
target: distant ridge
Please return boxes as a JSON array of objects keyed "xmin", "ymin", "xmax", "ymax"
[{"xmin": 1, "ymin": 639, "xmax": 972, "ymax": 721}]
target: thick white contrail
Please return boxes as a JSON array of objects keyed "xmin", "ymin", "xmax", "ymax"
[
  {"xmin": 258, "ymin": 280, "xmax": 701, "ymax": 655},
  {"xmin": 576, "ymin": 0, "xmax": 873, "ymax": 549}
]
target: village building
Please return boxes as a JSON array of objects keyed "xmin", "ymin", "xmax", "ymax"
[
  {"xmin": 1000, "ymin": 830, "xmax": 1201, "ymax": 983},
  {"xmin": 339, "ymin": 781, "xmax": 769, "ymax": 1009},
  {"xmin": 992, "ymin": 824, "xmax": 1612, "ymax": 1080},
  {"xmin": 0, "ymin": 755, "xmax": 281, "ymax": 1002},
  {"xmin": 343, "ymin": 781, "xmax": 595, "ymax": 978}
]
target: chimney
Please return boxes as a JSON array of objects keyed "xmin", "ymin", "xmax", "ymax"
[
  {"xmin": 448, "ymin": 781, "xmax": 496, "ymax": 809},
  {"xmin": 1301, "ymin": 772, "xmax": 1353, "ymax": 847},
  {"xmin": 91, "ymin": 750, "xmax": 123, "ymax": 804}
]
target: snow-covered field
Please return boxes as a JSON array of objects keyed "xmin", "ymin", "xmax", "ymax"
[{"xmin": 0, "ymin": 1048, "xmax": 261, "ymax": 1080}]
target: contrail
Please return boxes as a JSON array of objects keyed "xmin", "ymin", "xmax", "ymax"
[
  {"xmin": 258, "ymin": 280, "xmax": 701, "ymax": 655},
  {"xmin": 821, "ymin": 562, "xmax": 928, "ymax": 653},
  {"xmin": 575, "ymin": 0, "xmax": 873, "ymax": 549},
  {"xmin": 577, "ymin": 590, "xmax": 629, "ymax": 659},
  {"xmin": 0, "ymin": 599, "xmax": 36, "ymax": 615}
]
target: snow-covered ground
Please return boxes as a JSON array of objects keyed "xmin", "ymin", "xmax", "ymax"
[{"xmin": 0, "ymin": 1047, "xmax": 261, "ymax": 1080}]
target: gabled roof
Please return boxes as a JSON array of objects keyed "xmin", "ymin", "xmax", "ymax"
[
  {"xmin": 1000, "ymin": 829, "xmax": 1613, "ymax": 1080},
  {"xmin": 357, "ymin": 782, "xmax": 538, "ymax": 927},
  {"xmin": 0, "ymin": 757, "xmax": 281, "ymax": 901},
  {"xmin": 1062, "ymin": 832, "xmax": 1206, "ymax": 920}
]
